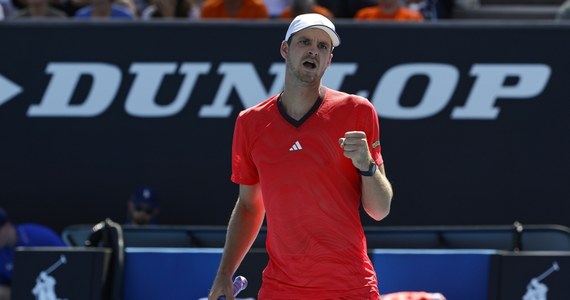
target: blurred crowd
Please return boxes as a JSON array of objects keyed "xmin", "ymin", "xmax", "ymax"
[
  {"xmin": 0, "ymin": 0, "xmax": 458, "ymax": 21},
  {"xmin": 1, "ymin": 0, "xmax": 568, "ymax": 22}
]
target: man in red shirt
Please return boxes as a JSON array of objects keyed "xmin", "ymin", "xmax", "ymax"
[{"xmin": 208, "ymin": 13, "xmax": 393, "ymax": 299}]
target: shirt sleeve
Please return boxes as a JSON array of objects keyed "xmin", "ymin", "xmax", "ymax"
[
  {"xmin": 230, "ymin": 112, "xmax": 259, "ymax": 185},
  {"xmin": 359, "ymin": 100, "xmax": 383, "ymax": 166},
  {"xmin": 22, "ymin": 225, "xmax": 67, "ymax": 247}
]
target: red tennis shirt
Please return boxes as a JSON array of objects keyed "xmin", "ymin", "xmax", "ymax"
[{"xmin": 231, "ymin": 87, "xmax": 383, "ymax": 299}]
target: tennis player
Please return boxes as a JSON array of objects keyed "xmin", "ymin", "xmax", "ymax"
[{"xmin": 208, "ymin": 13, "xmax": 393, "ymax": 299}]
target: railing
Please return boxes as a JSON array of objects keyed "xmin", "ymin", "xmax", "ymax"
[{"xmin": 62, "ymin": 223, "xmax": 570, "ymax": 251}]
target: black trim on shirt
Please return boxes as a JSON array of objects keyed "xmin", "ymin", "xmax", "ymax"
[{"xmin": 277, "ymin": 93, "xmax": 323, "ymax": 128}]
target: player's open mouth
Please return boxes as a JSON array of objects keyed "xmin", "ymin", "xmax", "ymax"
[{"xmin": 303, "ymin": 61, "xmax": 317, "ymax": 69}]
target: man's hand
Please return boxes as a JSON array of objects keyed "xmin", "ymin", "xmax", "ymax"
[
  {"xmin": 339, "ymin": 131, "xmax": 373, "ymax": 171},
  {"xmin": 207, "ymin": 274, "xmax": 234, "ymax": 300}
]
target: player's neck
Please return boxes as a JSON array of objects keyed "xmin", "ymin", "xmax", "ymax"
[
  {"xmin": 282, "ymin": 83, "xmax": 323, "ymax": 101},
  {"xmin": 280, "ymin": 86, "xmax": 324, "ymax": 120}
]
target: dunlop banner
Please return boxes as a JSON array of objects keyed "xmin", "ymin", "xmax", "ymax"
[{"xmin": 0, "ymin": 21, "xmax": 569, "ymax": 231}]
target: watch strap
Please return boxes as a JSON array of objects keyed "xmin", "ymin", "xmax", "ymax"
[{"xmin": 357, "ymin": 162, "xmax": 377, "ymax": 176}]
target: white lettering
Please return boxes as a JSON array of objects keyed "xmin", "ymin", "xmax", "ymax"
[
  {"xmin": 452, "ymin": 64, "xmax": 551, "ymax": 119},
  {"xmin": 17, "ymin": 62, "xmax": 551, "ymax": 120},
  {"xmin": 198, "ymin": 63, "xmax": 284, "ymax": 118},
  {"xmin": 27, "ymin": 63, "xmax": 121, "ymax": 117},
  {"xmin": 125, "ymin": 63, "xmax": 211, "ymax": 117},
  {"xmin": 323, "ymin": 63, "xmax": 358, "ymax": 90},
  {"xmin": 371, "ymin": 63, "xmax": 459, "ymax": 119}
]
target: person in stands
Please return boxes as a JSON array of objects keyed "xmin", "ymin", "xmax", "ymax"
[
  {"xmin": 125, "ymin": 186, "xmax": 160, "ymax": 226},
  {"xmin": 354, "ymin": 0, "xmax": 424, "ymax": 21},
  {"xmin": 0, "ymin": 208, "xmax": 66, "ymax": 300}
]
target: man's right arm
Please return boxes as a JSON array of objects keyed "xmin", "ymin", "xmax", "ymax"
[{"xmin": 208, "ymin": 184, "xmax": 265, "ymax": 300}]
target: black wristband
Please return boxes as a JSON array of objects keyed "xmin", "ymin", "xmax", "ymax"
[{"xmin": 357, "ymin": 162, "xmax": 377, "ymax": 176}]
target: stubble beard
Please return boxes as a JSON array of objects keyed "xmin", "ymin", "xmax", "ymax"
[{"xmin": 287, "ymin": 60, "xmax": 322, "ymax": 86}]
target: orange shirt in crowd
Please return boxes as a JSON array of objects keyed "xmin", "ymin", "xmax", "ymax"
[
  {"xmin": 279, "ymin": 5, "xmax": 334, "ymax": 19},
  {"xmin": 354, "ymin": 6, "xmax": 424, "ymax": 21},
  {"xmin": 200, "ymin": 0, "xmax": 269, "ymax": 19}
]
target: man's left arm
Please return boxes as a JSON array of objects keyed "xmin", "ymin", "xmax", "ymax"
[
  {"xmin": 339, "ymin": 131, "xmax": 393, "ymax": 221},
  {"xmin": 360, "ymin": 163, "xmax": 393, "ymax": 221}
]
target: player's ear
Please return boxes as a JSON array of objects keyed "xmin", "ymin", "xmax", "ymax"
[{"xmin": 280, "ymin": 40, "xmax": 288, "ymax": 60}]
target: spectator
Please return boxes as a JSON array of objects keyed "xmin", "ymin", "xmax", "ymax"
[
  {"xmin": 263, "ymin": 0, "xmax": 287, "ymax": 18},
  {"xmin": 556, "ymin": 0, "xmax": 570, "ymax": 20},
  {"xmin": 354, "ymin": 0, "xmax": 424, "ymax": 21},
  {"xmin": 405, "ymin": 0, "xmax": 438, "ymax": 20},
  {"xmin": 435, "ymin": 0, "xmax": 453, "ymax": 19},
  {"xmin": 125, "ymin": 186, "xmax": 160, "ymax": 226},
  {"xmin": 0, "ymin": 208, "xmax": 66, "ymax": 300},
  {"xmin": 279, "ymin": 0, "xmax": 333, "ymax": 19},
  {"xmin": 11, "ymin": 0, "xmax": 67, "ymax": 18},
  {"xmin": 0, "ymin": 0, "xmax": 16, "ymax": 19},
  {"xmin": 316, "ymin": 0, "xmax": 376, "ymax": 18},
  {"xmin": 53, "ymin": 0, "xmax": 88, "ymax": 16},
  {"xmin": 55, "ymin": 0, "xmax": 136, "ymax": 16},
  {"xmin": 141, "ymin": 0, "xmax": 202, "ymax": 19},
  {"xmin": 73, "ymin": 0, "xmax": 135, "ymax": 18},
  {"xmin": 200, "ymin": 0, "xmax": 269, "ymax": 19}
]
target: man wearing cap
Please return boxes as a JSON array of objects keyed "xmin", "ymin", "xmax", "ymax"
[
  {"xmin": 208, "ymin": 13, "xmax": 393, "ymax": 299},
  {"xmin": 0, "ymin": 208, "xmax": 66, "ymax": 300},
  {"xmin": 125, "ymin": 186, "xmax": 160, "ymax": 226}
]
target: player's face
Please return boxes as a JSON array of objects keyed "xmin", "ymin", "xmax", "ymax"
[{"xmin": 285, "ymin": 28, "xmax": 333, "ymax": 84}]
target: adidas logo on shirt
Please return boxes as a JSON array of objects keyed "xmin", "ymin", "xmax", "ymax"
[{"xmin": 289, "ymin": 141, "xmax": 302, "ymax": 151}]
